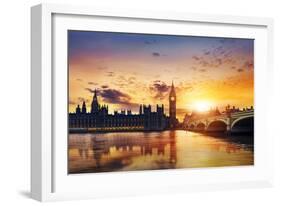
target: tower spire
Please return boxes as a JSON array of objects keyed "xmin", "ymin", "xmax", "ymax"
[
  {"xmin": 94, "ymin": 89, "xmax": 97, "ymax": 98},
  {"xmin": 91, "ymin": 88, "xmax": 99, "ymax": 114},
  {"xmin": 169, "ymin": 81, "xmax": 177, "ymax": 129},
  {"xmin": 76, "ymin": 104, "xmax": 81, "ymax": 114},
  {"xmin": 82, "ymin": 101, "xmax": 87, "ymax": 114},
  {"xmin": 170, "ymin": 80, "xmax": 176, "ymax": 96},
  {"xmin": 171, "ymin": 81, "xmax": 174, "ymax": 91}
]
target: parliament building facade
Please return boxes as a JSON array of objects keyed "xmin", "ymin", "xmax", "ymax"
[{"xmin": 69, "ymin": 83, "xmax": 178, "ymax": 132}]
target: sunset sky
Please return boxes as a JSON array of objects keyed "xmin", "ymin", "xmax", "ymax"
[{"xmin": 68, "ymin": 30, "xmax": 254, "ymax": 121}]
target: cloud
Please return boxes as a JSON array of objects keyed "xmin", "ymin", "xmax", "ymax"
[
  {"xmin": 215, "ymin": 58, "xmax": 222, "ymax": 65},
  {"xmin": 100, "ymin": 89, "xmax": 131, "ymax": 104},
  {"xmin": 114, "ymin": 75, "xmax": 137, "ymax": 88},
  {"xmin": 199, "ymin": 69, "xmax": 206, "ymax": 73},
  {"xmin": 214, "ymin": 46, "xmax": 223, "ymax": 52},
  {"xmin": 127, "ymin": 76, "xmax": 136, "ymax": 83},
  {"xmin": 192, "ymin": 43, "xmax": 235, "ymax": 69},
  {"xmin": 99, "ymin": 88, "xmax": 139, "ymax": 110},
  {"xmin": 101, "ymin": 85, "xmax": 109, "ymax": 89},
  {"xmin": 192, "ymin": 54, "xmax": 221, "ymax": 68},
  {"xmin": 192, "ymin": 55, "xmax": 200, "ymax": 61},
  {"xmin": 88, "ymin": 81, "xmax": 98, "ymax": 85},
  {"xmin": 152, "ymin": 52, "xmax": 160, "ymax": 57},
  {"xmin": 85, "ymin": 85, "xmax": 140, "ymax": 110},
  {"xmin": 223, "ymin": 51, "xmax": 232, "ymax": 58},
  {"xmin": 76, "ymin": 78, "xmax": 83, "ymax": 82},
  {"xmin": 176, "ymin": 81, "xmax": 194, "ymax": 93},
  {"xmin": 243, "ymin": 60, "xmax": 254, "ymax": 70},
  {"xmin": 85, "ymin": 88, "xmax": 95, "ymax": 93},
  {"xmin": 106, "ymin": 71, "xmax": 115, "ymax": 77},
  {"xmin": 199, "ymin": 60, "xmax": 209, "ymax": 67},
  {"xmin": 69, "ymin": 100, "xmax": 76, "ymax": 105},
  {"xmin": 204, "ymin": 51, "xmax": 210, "ymax": 55},
  {"xmin": 149, "ymin": 80, "xmax": 170, "ymax": 100},
  {"xmin": 235, "ymin": 60, "xmax": 253, "ymax": 73}
]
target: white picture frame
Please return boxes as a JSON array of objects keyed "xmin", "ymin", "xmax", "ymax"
[{"xmin": 31, "ymin": 3, "xmax": 274, "ymax": 202}]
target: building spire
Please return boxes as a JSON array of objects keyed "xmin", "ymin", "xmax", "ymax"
[
  {"xmin": 170, "ymin": 80, "xmax": 176, "ymax": 97},
  {"xmin": 94, "ymin": 89, "xmax": 97, "ymax": 98},
  {"xmin": 76, "ymin": 104, "xmax": 81, "ymax": 114},
  {"xmin": 82, "ymin": 101, "xmax": 87, "ymax": 114},
  {"xmin": 91, "ymin": 88, "xmax": 99, "ymax": 114},
  {"xmin": 171, "ymin": 80, "xmax": 174, "ymax": 91}
]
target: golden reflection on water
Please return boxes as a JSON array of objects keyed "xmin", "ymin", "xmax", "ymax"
[{"xmin": 68, "ymin": 130, "xmax": 253, "ymax": 174}]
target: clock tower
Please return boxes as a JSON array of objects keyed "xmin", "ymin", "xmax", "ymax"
[{"xmin": 169, "ymin": 81, "xmax": 177, "ymax": 129}]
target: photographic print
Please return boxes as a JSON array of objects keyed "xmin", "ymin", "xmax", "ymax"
[{"xmin": 68, "ymin": 31, "xmax": 254, "ymax": 174}]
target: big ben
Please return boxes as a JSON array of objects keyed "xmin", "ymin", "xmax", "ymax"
[{"xmin": 169, "ymin": 82, "xmax": 177, "ymax": 129}]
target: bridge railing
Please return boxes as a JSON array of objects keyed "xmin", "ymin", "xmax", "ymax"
[{"xmin": 188, "ymin": 114, "xmax": 226, "ymax": 122}]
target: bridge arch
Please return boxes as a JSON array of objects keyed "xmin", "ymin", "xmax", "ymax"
[
  {"xmin": 206, "ymin": 120, "xmax": 227, "ymax": 132},
  {"xmin": 196, "ymin": 122, "xmax": 205, "ymax": 131},
  {"xmin": 231, "ymin": 116, "xmax": 254, "ymax": 133},
  {"xmin": 189, "ymin": 124, "xmax": 195, "ymax": 130}
]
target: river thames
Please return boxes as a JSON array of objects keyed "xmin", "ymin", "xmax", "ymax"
[{"xmin": 68, "ymin": 130, "xmax": 253, "ymax": 174}]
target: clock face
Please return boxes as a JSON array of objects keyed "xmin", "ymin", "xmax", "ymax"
[{"xmin": 170, "ymin": 96, "xmax": 175, "ymax": 101}]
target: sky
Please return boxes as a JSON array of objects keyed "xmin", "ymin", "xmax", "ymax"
[{"xmin": 68, "ymin": 30, "xmax": 254, "ymax": 121}]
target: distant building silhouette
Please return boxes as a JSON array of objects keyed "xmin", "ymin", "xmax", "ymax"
[{"xmin": 69, "ymin": 83, "xmax": 178, "ymax": 132}]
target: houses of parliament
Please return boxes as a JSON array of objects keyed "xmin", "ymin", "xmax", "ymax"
[{"xmin": 69, "ymin": 83, "xmax": 178, "ymax": 132}]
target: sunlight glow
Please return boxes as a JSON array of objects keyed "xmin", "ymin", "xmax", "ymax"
[{"xmin": 192, "ymin": 101, "xmax": 212, "ymax": 112}]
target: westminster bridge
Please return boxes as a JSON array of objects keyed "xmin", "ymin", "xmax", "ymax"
[{"xmin": 184, "ymin": 109, "xmax": 254, "ymax": 134}]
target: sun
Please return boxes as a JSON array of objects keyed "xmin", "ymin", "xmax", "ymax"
[{"xmin": 192, "ymin": 101, "xmax": 212, "ymax": 112}]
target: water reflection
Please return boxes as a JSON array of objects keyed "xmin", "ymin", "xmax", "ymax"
[{"xmin": 68, "ymin": 130, "xmax": 253, "ymax": 174}]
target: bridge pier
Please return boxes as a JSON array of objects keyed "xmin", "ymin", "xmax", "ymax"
[{"xmin": 226, "ymin": 118, "xmax": 231, "ymax": 134}]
